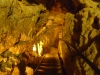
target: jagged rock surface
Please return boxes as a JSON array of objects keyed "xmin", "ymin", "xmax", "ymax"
[
  {"xmin": 0, "ymin": 0, "xmax": 100, "ymax": 75},
  {"xmin": 60, "ymin": 0, "xmax": 100, "ymax": 75},
  {"xmin": 0, "ymin": 0, "xmax": 49, "ymax": 74}
]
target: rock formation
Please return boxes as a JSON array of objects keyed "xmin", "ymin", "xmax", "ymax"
[
  {"xmin": 60, "ymin": 0, "xmax": 100, "ymax": 75},
  {"xmin": 0, "ymin": 0, "xmax": 100, "ymax": 75},
  {"xmin": 0, "ymin": 0, "xmax": 48, "ymax": 74}
]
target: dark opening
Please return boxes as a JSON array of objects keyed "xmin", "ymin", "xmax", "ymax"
[{"xmin": 92, "ymin": 17, "xmax": 100, "ymax": 30}]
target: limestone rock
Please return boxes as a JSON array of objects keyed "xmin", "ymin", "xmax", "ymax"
[
  {"xmin": 59, "ymin": 0, "xmax": 100, "ymax": 75},
  {"xmin": 0, "ymin": 0, "xmax": 48, "ymax": 74},
  {"xmin": 11, "ymin": 66, "xmax": 20, "ymax": 75},
  {"xmin": 25, "ymin": 66, "xmax": 34, "ymax": 75},
  {"xmin": 0, "ymin": 0, "xmax": 100, "ymax": 75}
]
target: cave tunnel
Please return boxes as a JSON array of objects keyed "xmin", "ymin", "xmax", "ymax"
[{"xmin": 0, "ymin": 0, "xmax": 100, "ymax": 75}]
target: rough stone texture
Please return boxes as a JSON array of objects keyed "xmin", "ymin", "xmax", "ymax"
[
  {"xmin": 0, "ymin": 0, "xmax": 100, "ymax": 75},
  {"xmin": 36, "ymin": 2, "xmax": 65, "ymax": 54},
  {"xmin": 11, "ymin": 66, "xmax": 20, "ymax": 75},
  {"xmin": 0, "ymin": 0, "xmax": 49, "ymax": 74},
  {"xmin": 58, "ymin": 12, "xmax": 77, "ymax": 75},
  {"xmin": 25, "ymin": 66, "xmax": 34, "ymax": 75},
  {"xmin": 59, "ymin": 0, "xmax": 100, "ymax": 75}
]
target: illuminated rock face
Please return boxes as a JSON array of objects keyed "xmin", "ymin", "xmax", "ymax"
[
  {"xmin": 0, "ymin": 0, "xmax": 100, "ymax": 75},
  {"xmin": 60, "ymin": 0, "xmax": 100, "ymax": 75},
  {"xmin": 0, "ymin": 0, "xmax": 48, "ymax": 74}
]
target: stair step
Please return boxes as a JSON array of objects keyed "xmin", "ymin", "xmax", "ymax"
[
  {"xmin": 34, "ymin": 53, "xmax": 63, "ymax": 75},
  {"xmin": 39, "ymin": 65, "xmax": 61, "ymax": 69},
  {"xmin": 40, "ymin": 62, "xmax": 60, "ymax": 66},
  {"xmin": 34, "ymin": 72, "xmax": 63, "ymax": 75}
]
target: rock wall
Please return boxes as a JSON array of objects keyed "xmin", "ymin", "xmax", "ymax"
[
  {"xmin": 60, "ymin": 0, "xmax": 100, "ymax": 75},
  {"xmin": 0, "ymin": 0, "xmax": 49, "ymax": 74},
  {"xmin": 0, "ymin": 0, "xmax": 100, "ymax": 75}
]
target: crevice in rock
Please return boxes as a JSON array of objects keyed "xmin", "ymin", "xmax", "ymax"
[
  {"xmin": 79, "ymin": 35, "xmax": 98, "ymax": 52},
  {"xmin": 93, "ymin": 0, "xmax": 100, "ymax": 2},
  {"xmin": 79, "ymin": 59, "xmax": 86, "ymax": 75},
  {"xmin": 92, "ymin": 16, "xmax": 100, "ymax": 30}
]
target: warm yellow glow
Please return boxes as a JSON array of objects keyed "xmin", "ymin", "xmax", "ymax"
[
  {"xmin": 32, "ymin": 45, "xmax": 36, "ymax": 51},
  {"xmin": 38, "ymin": 41, "xmax": 44, "ymax": 56},
  {"xmin": 32, "ymin": 41, "xmax": 44, "ymax": 56}
]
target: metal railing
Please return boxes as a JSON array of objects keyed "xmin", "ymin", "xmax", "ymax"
[
  {"xmin": 65, "ymin": 41, "xmax": 100, "ymax": 75},
  {"xmin": 58, "ymin": 50, "xmax": 67, "ymax": 75},
  {"xmin": 33, "ymin": 54, "xmax": 45, "ymax": 75}
]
